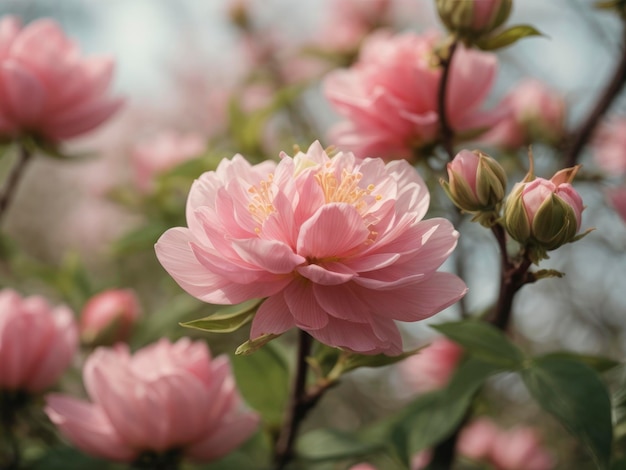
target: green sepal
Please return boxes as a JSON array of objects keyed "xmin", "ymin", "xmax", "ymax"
[
  {"xmin": 236, "ymin": 333, "xmax": 281, "ymax": 355},
  {"xmin": 531, "ymin": 268, "xmax": 565, "ymax": 281},
  {"xmin": 477, "ymin": 24, "xmax": 544, "ymax": 51},
  {"xmin": 180, "ymin": 299, "xmax": 262, "ymax": 333}
]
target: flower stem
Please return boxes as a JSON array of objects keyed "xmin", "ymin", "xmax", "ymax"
[
  {"xmin": 562, "ymin": 27, "xmax": 626, "ymax": 167},
  {"xmin": 273, "ymin": 330, "xmax": 314, "ymax": 470},
  {"xmin": 0, "ymin": 391, "xmax": 24, "ymax": 470},
  {"xmin": 0, "ymin": 144, "xmax": 33, "ymax": 226},
  {"xmin": 437, "ymin": 39, "xmax": 459, "ymax": 161}
]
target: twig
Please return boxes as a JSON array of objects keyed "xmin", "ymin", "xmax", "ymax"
[
  {"xmin": 437, "ymin": 40, "xmax": 459, "ymax": 161},
  {"xmin": 0, "ymin": 144, "xmax": 33, "ymax": 226},
  {"xmin": 274, "ymin": 330, "xmax": 314, "ymax": 469},
  {"xmin": 562, "ymin": 28, "xmax": 626, "ymax": 167}
]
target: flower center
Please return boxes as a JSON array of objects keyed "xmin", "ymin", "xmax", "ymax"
[
  {"xmin": 315, "ymin": 165, "xmax": 380, "ymax": 213},
  {"xmin": 248, "ymin": 173, "xmax": 275, "ymax": 231}
]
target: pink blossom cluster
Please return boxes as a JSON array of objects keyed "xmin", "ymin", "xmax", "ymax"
[{"xmin": 156, "ymin": 141, "xmax": 467, "ymax": 355}]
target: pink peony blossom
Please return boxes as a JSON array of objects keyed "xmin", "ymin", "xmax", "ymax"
[
  {"xmin": 79, "ymin": 289, "xmax": 141, "ymax": 346},
  {"xmin": 607, "ymin": 186, "xmax": 626, "ymax": 223},
  {"xmin": 482, "ymin": 79, "xmax": 566, "ymax": 150},
  {"xmin": 155, "ymin": 141, "xmax": 467, "ymax": 355},
  {"xmin": 398, "ymin": 338, "xmax": 463, "ymax": 392},
  {"xmin": 459, "ymin": 418, "xmax": 554, "ymax": 470},
  {"xmin": 45, "ymin": 338, "xmax": 259, "ymax": 464},
  {"xmin": 0, "ymin": 16, "xmax": 123, "ymax": 141},
  {"xmin": 324, "ymin": 30, "xmax": 502, "ymax": 160},
  {"xmin": 131, "ymin": 131, "xmax": 206, "ymax": 194},
  {"xmin": 0, "ymin": 288, "xmax": 77, "ymax": 393},
  {"xmin": 592, "ymin": 118, "xmax": 626, "ymax": 175}
]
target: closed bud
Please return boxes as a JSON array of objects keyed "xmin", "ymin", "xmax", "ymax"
[
  {"xmin": 436, "ymin": 0, "xmax": 512, "ymax": 41},
  {"xmin": 80, "ymin": 289, "xmax": 141, "ymax": 347},
  {"xmin": 503, "ymin": 165, "xmax": 585, "ymax": 262},
  {"xmin": 441, "ymin": 149, "xmax": 507, "ymax": 225}
]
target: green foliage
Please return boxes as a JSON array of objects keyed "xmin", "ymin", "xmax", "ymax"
[
  {"xmin": 295, "ymin": 428, "xmax": 386, "ymax": 464},
  {"xmin": 235, "ymin": 333, "xmax": 281, "ymax": 355},
  {"xmin": 432, "ymin": 320, "xmax": 524, "ymax": 369},
  {"xmin": 231, "ymin": 342, "xmax": 290, "ymax": 428},
  {"xmin": 477, "ymin": 24, "xmax": 543, "ymax": 50},
  {"xmin": 180, "ymin": 299, "xmax": 262, "ymax": 333},
  {"xmin": 522, "ymin": 356, "xmax": 613, "ymax": 469}
]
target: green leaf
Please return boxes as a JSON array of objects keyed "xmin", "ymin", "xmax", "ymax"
[
  {"xmin": 522, "ymin": 356, "xmax": 613, "ymax": 469},
  {"xmin": 29, "ymin": 446, "xmax": 117, "ymax": 470},
  {"xmin": 540, "ymin": 352, "xmax": 620, "ymax": 373},
  {"xmin": 477, "ymin": 24, "xmax": 544, "ymax": 50},
  {"xmin": 340, "ymin": 348, "xmax": 423, "ymax": 375},
  {"xmin": 231, "ymin": 342, "xmax": 289, "ymax": 427},
  {"xmin": 180, "ymin": 299, "xmax": 262, "ymax": 333},
  {"xmin": 407, "ymin": 357, "xmax": 501, "ymax": 455},
  {"xmin": 432, "ymin": 320, "xmax": 524, "ymax": 369},
  {"xmin": 296, "ymin": 428, "xmax": 386, "ymax": 463},
  {"xmin": 358, "ymin": 356, "xmax": 493, "ymax": 470}
]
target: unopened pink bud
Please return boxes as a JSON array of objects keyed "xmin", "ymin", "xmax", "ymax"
[
  {"xmin": 504, "ymin": 166, "xmax": 584, "ymax": 260},
  {"xmin": 80, "ymin": 289, "xmax": 141, "ymax": 346},
  {"xmin": 442, "ymin": 149, "xmax": 507, "ymax": 225},
  {"xmin": 436, "ymin": 0, "xmax": 512, "ymax": 40}
]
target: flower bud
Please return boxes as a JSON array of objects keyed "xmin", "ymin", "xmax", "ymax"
[
  {"xmin": 441, "ymin": 149, "xmax": 507, "ymax": 225},
  {"xmin": 436, "ymin": 0, "xmax": 512, "ymax": 40},
  {"xmin": 504, "ymin": 166, "xmax": 584, "ymax": 261},
  {"xmin": 80, "ymin": 289, "xmax": 141, "ymax": 346}
]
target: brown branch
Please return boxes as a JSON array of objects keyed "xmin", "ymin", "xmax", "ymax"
[
  {"xmin": 563, "ymin": 28, "xmax": 626, "ymax": 167},
  {"xmin": 274, "ymin": 330, "xmax": 315, "ymax": 469},
  {"xmin": 0, "ymin": 144, "xmax": 32, "ymax": 226},
  {"xmin": 437, "ymin": 40, "xmax": 459, "ymax": 161}
]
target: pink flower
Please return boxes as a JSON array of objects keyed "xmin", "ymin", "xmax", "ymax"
[
  {"xmin": 155, "ymin": 141, "xmax": 467, "ymax": 355},
  {"xmin": 592, "ymin": 118, "xmax": 626, "ymax": 175},
  {"xmin": 490, "ymin": 426, "xmax": 555, "ymax": 470},
  {"xmin": 0, "ymin": 288, "xmax": 77, "ymax": 393},
  {"xmin": 457, "ymin": 418, "xmax": 500, "ymax": 461},
  {"xmin": 0, "ymin": 16, "xmax": 123, "ymax": 141},
  {"xmin": 131, "ymin": 131, "xmax": 206, "ymax": 194},
  {"xmin": 607, "ymin": 186, "xmax": 626, "ymax": 223},
  {"xmin": 80, "ymin": 289, "xmax": 141, "ymax": 346},
  {"xmin": 398, "ymin": 338, "xmax": 463, "ymax": 392},
  {"xmin": 324, "ymin": 30, "xmax": 502, "ymax": 160},
  {"xmin": 45, "ymin": 338, "xmax": 259, "ymax": 463},
  {"xmin": 482, "ymin": 79, "xmax": 565, "ymax": 150},
  {"xmin": 459, "ymin": 419, "xmax": 554, "ymax": 470}
]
